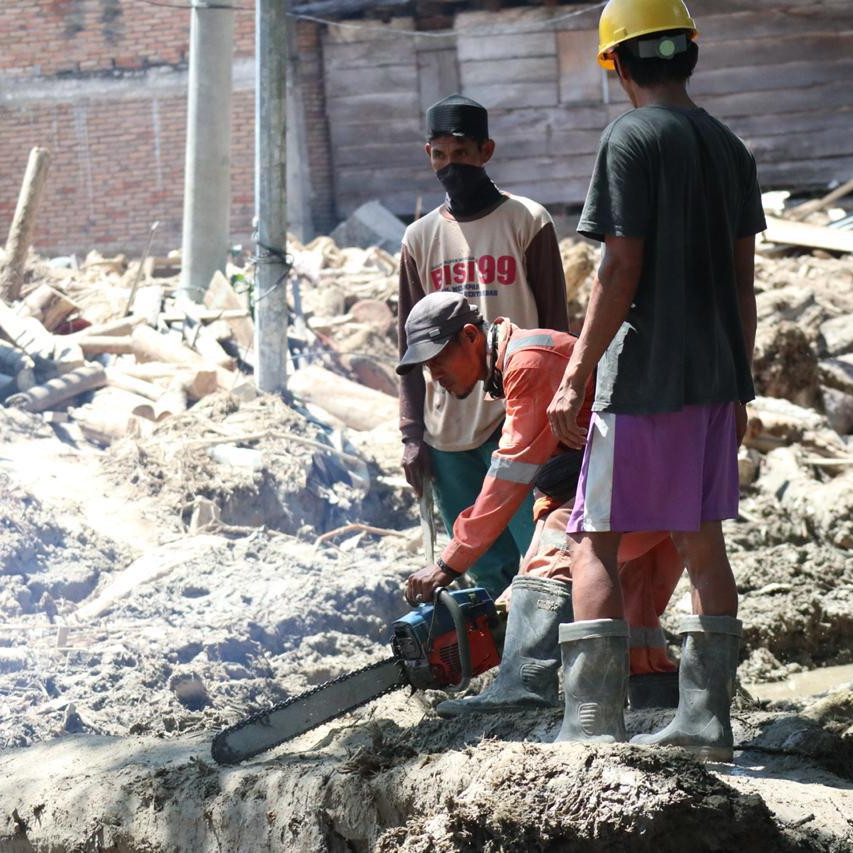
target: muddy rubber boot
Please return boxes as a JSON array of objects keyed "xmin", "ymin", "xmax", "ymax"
[
  {"xmin": 554, "ymin": 619, "xmax": 629, "ymax": 743},
  {"xmin": 630, "ymin": 615, "xmax": 742, "ymax": 762},
  {"xmin": 435, "ymin": 576, "xmax": 572, "ymax": 717}
]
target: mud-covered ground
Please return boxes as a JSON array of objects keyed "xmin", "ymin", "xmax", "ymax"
[
  {"xmin": 0, "ymin": 387, "xmax": 851, "ymax": 852},
  {"xmin": 1, "ymin": 238, "xmax": 853, "ymax": 851}
]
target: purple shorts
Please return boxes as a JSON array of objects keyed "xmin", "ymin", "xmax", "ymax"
[{"xmin": 567, "ymin": 402, "xmax": 739, "ymax": 533}]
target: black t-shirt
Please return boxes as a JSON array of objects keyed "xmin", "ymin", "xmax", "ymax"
[{"xmin": 578, "ymin": 106, "xmax": 766, "ymax": 414}]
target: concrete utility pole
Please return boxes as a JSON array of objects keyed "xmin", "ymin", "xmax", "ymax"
[
  {"xmin": 254, "ymin": 0, "xmax": 289, "ymax": 393},
  {"xmin": 179, "ymin": 2, "xmax": 234, "ymax": 303}
]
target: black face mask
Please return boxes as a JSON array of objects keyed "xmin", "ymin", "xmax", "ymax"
[{"xmin": 435, "ymin": 162, "xmax": 503, "ymax": 217}]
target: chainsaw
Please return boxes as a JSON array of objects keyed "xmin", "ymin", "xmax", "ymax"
[{"xmin": 211, "ymin": 587, "xmax": 502, "ymax": 765}]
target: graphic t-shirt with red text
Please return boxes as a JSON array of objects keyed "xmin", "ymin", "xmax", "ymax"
[{"xmin": 398, "ymin": 195, "xmax": 568, "ymax": 452}]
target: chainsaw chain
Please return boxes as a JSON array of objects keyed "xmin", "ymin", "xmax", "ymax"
[{"xmin": 211, "ymin": 656, "xmax": 407, "ymax": 764}]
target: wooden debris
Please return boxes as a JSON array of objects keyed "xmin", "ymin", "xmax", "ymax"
[
  {"xmin": 104, "ymin": 368, "xmax": 162, "ymax": 401},
  {"xmin": 788, "ymin": 177, "xmax": 853, "ymax": 222},
  {"xmin": 763, "ymin": 215, "xmax": 853, "ymax": 254},
  {"xmin": 0, "ymin": 298, "xmax": 54, "ymax": 359},
  {"xmin": 18, "ymin": 284, "xmax": 80, "ymax": 331},
  {"xmin": 71, "ymin": 406, "xmax": 152, "ymax": 445},
  {"xmin": 122, "ymin": 221, "xmax": 159, "ymax": 316},
  {"xmin": 6, "ymin": 364, "xmax": 107, "ymax": 413},
  {"xmin": 77, "ymin": 336, "xmax": 135, "ymax": 356},
  {"xmin": 204, "ymin": 270, "xmax": 254, "ymax": 352},
  {"xmin": 67, "ymin": 315, "xmax": 147, "ymax": 340},
  {"xmin": 132, "ymin": 286, "xmax": 164, "ymax": 327},
  {"xmin": 288, "ymin": 364, "xmax": 397, "ymax": 431},
  {"xmin": 0, "ymin": 147, "xmax": 51, "ymax": 302}
]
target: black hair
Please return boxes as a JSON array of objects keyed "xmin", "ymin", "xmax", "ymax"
[
  {"xmin": 614, "ymin": 29, "xmax": 698, "ymax": 86},
  {"xmin": 450, "ymin": 316, "xmax": 485, "ymax": 341}
]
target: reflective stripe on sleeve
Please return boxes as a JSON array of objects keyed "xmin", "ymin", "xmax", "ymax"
[
  {"xmin": 506, "ymin": 334, "xmax": 554, "ymax": 359},
  {"xmin": 487, "ymin": 453, "xmax": 541, "ymax": 484}
]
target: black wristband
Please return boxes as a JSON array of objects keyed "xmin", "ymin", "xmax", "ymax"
[{"xmin": 437, "ymin": 558, "xmax": 463, "ymax": 578}]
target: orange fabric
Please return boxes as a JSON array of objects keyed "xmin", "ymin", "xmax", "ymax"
[
  {"xmin": 517, "ymin": 502, "xmax": 681, "ymax": 675},
  {"xmin": 533, "ymin": 494, "xmax": 560, "ymax": 523},
  {"xmin": 441, "ymin": 322, "xmax": 593, "ymax": 573}
]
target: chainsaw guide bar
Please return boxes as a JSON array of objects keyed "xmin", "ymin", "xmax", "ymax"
[{"xmin": 211, "ymin": 656, "xmax": 408, "ymax": 765}]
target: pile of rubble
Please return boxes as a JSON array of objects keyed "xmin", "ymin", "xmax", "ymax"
[{"xmin": 0, "ymin": 188, "xmax": 851, "ymax": 547}]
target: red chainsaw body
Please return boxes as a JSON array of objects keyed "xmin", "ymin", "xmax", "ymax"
[
  {"xmin": 391, "ymin": 587, "xmax": 502, "ymax": 691},
  {"xmin": 427, "ymin": 613, "xmax": 501, "ymax": 688}
]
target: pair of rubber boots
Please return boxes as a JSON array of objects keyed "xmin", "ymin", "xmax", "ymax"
[
  {"xmin": 436, "ymin": 575, "xmax": 677, "ymax": 718},
  {"xmin": 555, "ymin": 613, "xmax": 742, "ymax": 762}
]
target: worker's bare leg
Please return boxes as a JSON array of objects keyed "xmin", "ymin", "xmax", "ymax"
[
  {"xmin": 569, "ymin": 530, "xmax": 623, "ymax": 620},
  {"xmin": 671, "ymin": 520, "xmax": 737, "ymax": 617}
]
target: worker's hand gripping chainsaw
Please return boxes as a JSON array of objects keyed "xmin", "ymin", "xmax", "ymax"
[{"xmin": 211, "ymin": 587, "xmax": 502, "ymax": 765}]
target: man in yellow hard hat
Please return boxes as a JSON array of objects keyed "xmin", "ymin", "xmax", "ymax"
[{"xmin": 547, "ymin": 0, "xmax": 766, "ymax": 760}]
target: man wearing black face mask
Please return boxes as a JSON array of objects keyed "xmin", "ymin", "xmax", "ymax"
[{"xmin": 397, "ymin": 94, "xmax": 569, "ymax": 599}]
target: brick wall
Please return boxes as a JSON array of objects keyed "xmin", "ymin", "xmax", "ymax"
[{"xmin": 0, "ymin": 2, "xmax": 332, "ymax": 256}]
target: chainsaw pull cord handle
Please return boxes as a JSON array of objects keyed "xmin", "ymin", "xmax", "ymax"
[{"xmin": 434, "ymin": 587, "xmax": 472, "ymax": 693}]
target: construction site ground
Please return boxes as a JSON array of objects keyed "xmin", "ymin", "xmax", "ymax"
[{"xmin": 0, "ymin": 238, "xmax": 852, "ymax": 851}]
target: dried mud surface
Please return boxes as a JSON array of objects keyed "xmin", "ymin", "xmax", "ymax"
[
  {"xmin": 2, "ymin": 243, "xmax": 853, "ymax": 850},
  {"xmin": 0, "ymin": 396, "xmax": 851, "ymax": 852}
]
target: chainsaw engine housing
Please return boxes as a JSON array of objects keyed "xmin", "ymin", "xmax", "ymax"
[{"xmin": 391, "ymin": 587, "xmax": 501, "ymax": 690}]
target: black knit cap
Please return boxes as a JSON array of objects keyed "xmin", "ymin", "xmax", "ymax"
[{"xmin": 426, "ymin": 94, "xmax": 489, "ymax": 142}]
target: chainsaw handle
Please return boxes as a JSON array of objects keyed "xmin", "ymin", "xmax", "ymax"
[{"xmin": 435, "ymin": 587, "xmax": 472, "ymax": 693}]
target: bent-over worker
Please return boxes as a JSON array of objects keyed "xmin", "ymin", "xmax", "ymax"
[{"xmin": 399, "ymin": 291, "xmax": 684, "ymax": 714}]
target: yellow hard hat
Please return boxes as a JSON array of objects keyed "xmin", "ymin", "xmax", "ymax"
[{"xmin": 597, "ymin": 0, "xmax": 698, "ymax": 70}]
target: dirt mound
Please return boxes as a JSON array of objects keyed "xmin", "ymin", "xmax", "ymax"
[
  {"xmin": 101, "ymin": 391, "xmax": 410, "ymax": 536},
  {"xmin": 2, "ymin": 696, "xmax": 850, "ymax": 853},
  {"xmin": 0, "ymin": 530, "xmax": 420, "ymax": 750}
]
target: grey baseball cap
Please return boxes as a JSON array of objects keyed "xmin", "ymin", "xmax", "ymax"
[{"xmin": 396, "ymin": 291, "xmax": 481, "ymax": 375}]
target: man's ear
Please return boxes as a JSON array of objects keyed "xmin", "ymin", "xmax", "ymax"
[
  {"xmin": 613, "ymin": 51, "xmax": 629, "ymax": 83},
  {"xmin": 461, "ymin": 323, "xmax": 481, "ymax": 344},
  {"xmin": 479, "ymin": 139, "xmax": 496, "ymax": 165},
  {"xmin": 424, "ymin": 142, "xmax": 432, "ymax": 160}
]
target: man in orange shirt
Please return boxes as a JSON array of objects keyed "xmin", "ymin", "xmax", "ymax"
[{"xmin": 400, "ymin": 291, "xmax": 682, "ymax": 714}]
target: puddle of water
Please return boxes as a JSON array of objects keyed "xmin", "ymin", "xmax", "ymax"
[{"xmin": 744, "ymin": 662, "xmax": 853, "ymax": 703}]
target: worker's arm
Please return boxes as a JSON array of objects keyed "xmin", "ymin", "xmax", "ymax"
[
  {"xmin": 407, "ymin": 355, "xmax": 592, "ymax": 604},
  {"xmin": 398, "ymin": 245, "xmax": 431, "ymax": 496},
  {"xmin": 441, "ymin": 364, "xmax": 563, "ymax": 573},
  {"xmin": 733, "ymin": 234, "xmax": 757, "ymax": 444},
  {"xmin": 547, "ymin": 234, "xmax": 643, "ymax": 447},
  {"xmin": 526, "ymin": 221, "xmax": 569, "ymax": 332}
]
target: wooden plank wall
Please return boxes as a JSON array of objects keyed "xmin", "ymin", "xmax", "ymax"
[{"xmin": 321, "ymin": 0, "xmax": 853, "ymax": 221}]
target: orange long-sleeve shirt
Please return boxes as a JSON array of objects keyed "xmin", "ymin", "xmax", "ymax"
[{"xmin": 441, "ymin": 320, "xmax": 593, "ymax": 573}]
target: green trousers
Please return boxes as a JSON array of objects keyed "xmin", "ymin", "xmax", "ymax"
[{"xmin": 428, "ymin": 435, "xmax": 535, "ymax": 599}]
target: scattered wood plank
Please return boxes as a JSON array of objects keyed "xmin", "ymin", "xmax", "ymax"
[
  {"xmin": 288, "ymin": 363, "xmax": 397, "ymax": 431},
  {"xmin": 788, "ymin": 176, "xmax": 853, "ymax": 221},
  {"xmin": 6, "ymin": 364, "xmax": 107, "ymax": 413},
  {"xmin": 0, "ymin": 298, "xmax": 55, "ymax": 359},
  {"xmin": 104, "ymin": 368, "xmax": 163, "ymax": 401},
  {"xmin": 762, "ymin": 216, "xmax": 853, "ymax": 254},
  {"xmin": 66, "ymin": 315, "xmax": 147, "ymax": 341},
  {"xmin": 77, "ymin": 336, "xmax": 135, "ymax": 355},
  {"xmin": 0, "ymin": 147, "xmax": 51, "ymax": 303},
  {"xmin": 18, "ymin": 284, "xmax": 80, "ymax": 331},
  {"xmin": 204, "ymin": 271, "xmax": 255, "ymax": 352}
]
